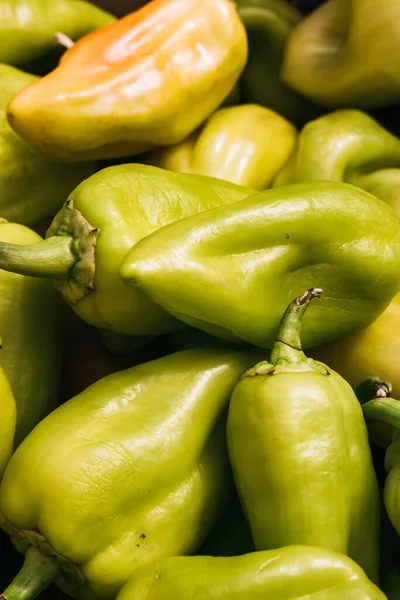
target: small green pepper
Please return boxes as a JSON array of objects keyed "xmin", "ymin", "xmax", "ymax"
[
  {"xmin": 0, "ymin": 0, "xmax": 115, "ymax": 69},
  {"xmin": 227, "ymin": 288, "xmax": 380, "ymax": 583},
  {"xmin": 0, "ymin": 220, "xmax": 65, "ymax": 446},
  {"xmin": 0, "ymin": 64, "xmax": 96, "ymax": 228},
  {"xmin": 121, "ymin": 181, "xmax": 400, "ymax": 349},
  {"xmin": 282, "ymin": 0, "xmax": 400, "ymax": 109},
  {"xmin": 236, "ymin": 0, "xmax": 322, "ymax": 124},
  {"xmin": 145, "ymin": 104, "xmax": 297, "ymax": 189},
  {"xmin": 274, "ymin": 109, "xmax": 400, "ymax": 215},
  {"xmin": 0, "ymin": 346, "xmax": 260, "ymax": 600},
  {"xmin": 116, "ymin": 546, "xmax": 386, "ymax": 600}
]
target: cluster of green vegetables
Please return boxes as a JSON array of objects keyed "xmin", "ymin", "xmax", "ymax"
[{"xmin": 2, "ymin": 0, "xmax": 400, "ymax": 599}]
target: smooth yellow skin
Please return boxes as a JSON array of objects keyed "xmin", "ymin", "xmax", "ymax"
[
  {"xmin": 0, "ymin": 347, "xmax": 259, "ymax": 599},
  {"xmin": 7, "ymin": 0, "xmax": 248, "ymax": 162},
  {"xmin": 312, "ymin": 294, "xmax": 400, "ymax": 447},
  {"xmin": 0, "ymin": 222, "xmax": 64, "ymax": 445},
  {"xmin": 282, "ymin": 0, "xmax": 400, "ymax": 109},
  {"xmin": 145, "ymin": 105, "xmax": 297, "ymax": 189},
  {"xmin": 117, "ymin": 547, "xmax": 386, "ymax": 600},
  {"xmin": 227, "ymin": 366, "xmax": 380, "ymax": 583},
  {"xmin": 0, "ymin": 364, "xmax": 16, "ymax": 477}
]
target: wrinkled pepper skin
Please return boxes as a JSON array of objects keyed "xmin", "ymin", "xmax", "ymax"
[
  {"xmin": 0, "ymin": 221, "xmax": 64, "ymax": 446},
  {"xmin": 116, "ymin": 546, "xmax": 386, "ymax": 600},
  {"xmin": 226, "ymin": 289, "xmax": 380, "ymax": 582},
  {"xmin": 236, "ymin": 0, "xmax": 322, "ymax": 124},
  {"xmin": 274, "ymin": 110, "xmax": 400, "ymax": 215},
  {"xmin": 0, "ymin": 164, "xmax": 253, "ymax": 337},
  {"xmin": 0, "ymin": 0, "xmax": 115, "ymax": 68},
  {"xmin": 0, "ymin": 64, "xmax": 96, "ymax": 228},
  {"xmin": 312, "ymin": 294, "xmax": 400, "ymax": 449},
  {"xmin": 0, "ymin": 365, "xmax": 16, "ymax": 478},
  {"xmin": 7, "ymin": 0, "xmax": 248, "ymax": 162},
  {"xmin": 282, "ymin": 0, "xmax": 400, "ymax": 109},
  {"xmin": 121, "ymin": 181, "xmax": 400, "ymax": 350},
  {"xmin": 145, "ymin": 104, "xmax": 297, "ymax": 190},
  {"xmin": 0, "ymin": 347, "xmax": 260, "ymax": 600}
]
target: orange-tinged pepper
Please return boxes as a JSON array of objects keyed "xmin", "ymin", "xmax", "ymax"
[{"xmin": 6, "ymin": 0, "xmax": 248, "ymax": 162}]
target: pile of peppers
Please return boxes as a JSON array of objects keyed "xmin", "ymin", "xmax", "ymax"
[{"xmin": 3, "ymin": 0, "xmax": 400, "ymax": 598}]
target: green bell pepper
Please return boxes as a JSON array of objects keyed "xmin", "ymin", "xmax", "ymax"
[
  {"xmin": 274, "ymin": 109, "xmax": 400, "ymax": 215},
  {"xmin": 0, "ymin": 64, "xmax": 96, "ymax": 228},
  {"xmin": 0, "ymin": 221, "xmax": 65, "ymax": 446},
  {"xmin": 0, "ymin": 346, "xmax": 260, "ymax": 600},
  {"xmin": 116, "ymin": 546, "xmax": 386, "ymax": 600},
  {"xmin": 227, "ymin": 288, "xmax": 380, "ymax": 582},
  {"xmin": 0, "ymin": 0, "xmax": 115, "ymax": 69},
  {"xmin": 282, "ymin": 0, "xmax": 400, "ymax": 109},
  {"xmin": 121, "ymin": 181, "xmax": 400, "ymax": 349},
  {"xmin": 236, "ymin": 0, "xmax": 321, "ymax": 124},
  {"xmin": 383, "ymin": 566, "xmax": 400, "ymax": 600},
  {"xmin": 0, "ymin": 164, "xmax": 253, "ymax": 337},
  {"xmin": 145, "ymin": 104, "xmax": 297, "ymax": 190}
]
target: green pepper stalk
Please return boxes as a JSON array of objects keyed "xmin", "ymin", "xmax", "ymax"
[
  {"xmin": 0, "ymin": 548, "xmax": 61, "ymax": 600},
  {"xmin": 227, "ymin": 287, "xmax": 380, "ymax": 583}
]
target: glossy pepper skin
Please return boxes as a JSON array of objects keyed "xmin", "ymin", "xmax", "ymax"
[
  {"xmin": 0, "ymin": 347, "xmax": 260, "ymax": 600},
  {"xmin": 274, "ymin": 109, "xmax": 400, "ymax": 215},
  {"xmin": 282, "ymin": 0, "xmax": 400, "ymax": 109},
  {"xmin": 0, "ymin": 64, "xmax": 96, "ymax": 228},
  {"xmin": 227, "ymin": 289, "xmax": 380, "ymax": 583},
  {"xmin": 7, "ymin": 0, "xmax": 248, "ymax": 162},
  {"xmin": 0, "ymin": 364, "xmax": 16, "ymax": 478},
  {"xmin": 116, "ymin": 546, "xmax": 386, "ymax": 600},
  {"xmin": 0, "ymin": 221, "xmax": 64, "ymax": 446},
  {"xmin": 236, "ymin": 0, "xmax": 321, "ymax": 124},
  {"xmin": 121, "ymin": 181, "xmax": 400, "ymax": 350},
  {"xmin": 145, "ymin": 104, "xmax": 297, "ymax": 190},
  {"xmin": 312, "ymin": 294, "xmax": 400, "ymax": 449},
  {"xmin": 0, "ymin": 164, "xmax": 253, "ymax": 337},
  {"xmin": 0, "ymin": 0, "xmax": 114, "ymax": 69}
]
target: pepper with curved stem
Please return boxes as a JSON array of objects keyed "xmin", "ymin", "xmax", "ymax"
[{"xmin": 227, "ymin": 288, "xmax": 380, "ymax": 582}]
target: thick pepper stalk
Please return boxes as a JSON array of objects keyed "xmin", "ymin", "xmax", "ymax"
[
  {"xmin": 0, "ymin": 164, "xmax": 253, "ymax": 337},
  {"xmin": 6, "ymin": 0, "xmax": 248, "ymax": 162},
  {"xmin": 0, "ymin": 346, "xmax": 261, "ymax": 600},
  {"xmin": 145, "ymin": 104, "xmax": 297, "ymax": 190},
  {"xmin": 0, "ymin": 0, "xmax": 115, "ymax": 69},
  {"xmin": 0, "ymin": 221, "xmax": 65, "ymax": 446},
  {"xmin": 282, "ymin": 0, "xmax": 400, "ymax": 109},
  {"xmin": 226, "ymin": 289, "xmax": 380, "ymax": 582},
  {"xmin": 121, "ymin": 181, "xmax": 400, "ymax": 349},
  {"xmin": 0, "ymin": 64, "xmax": 96, "ymax": 228},
  {"xmin": 274, "ymin": 109, "xmax": 400, "ymax": 216},
  {"xmin": 116, "ymin": 546, "xmax": 386, "ymax": 600},
  {"xmin": 235, "ymin": 0, "xmax": 321, "ymax": 124}
]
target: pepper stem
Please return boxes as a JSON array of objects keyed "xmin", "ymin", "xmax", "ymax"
[
  {"xmin": 356, "ymin": 377, "xmax": 400, "ymax": 431},
  {"xmin": 0, "ymin": 237, "xmax": 76, "ymax": 280},
  {"xmin": 270, "ymin": 287, "xmax": 323, "ymax": 365},
  {"xmin": 0, "ymin": 547, "xmax": 60, "ymax": 600},
  {"xmin": 355, "ymin": 376, "xmax": 392, "ymax": 405}
]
